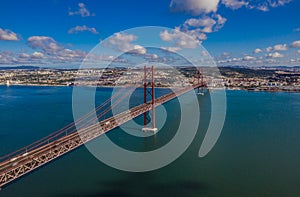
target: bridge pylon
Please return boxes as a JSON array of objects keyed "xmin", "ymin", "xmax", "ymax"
[
  {"xmin": 142, "ymin": 65, "xmax": 158, "ymax": 133},
  {"xmin": 196, "ymin": 68, "xmax": 206, "ymax": 95}
]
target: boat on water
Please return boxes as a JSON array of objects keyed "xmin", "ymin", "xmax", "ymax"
[{"xmin": 6, "ymin": 80, "xmax": 10, "ymax": 86}]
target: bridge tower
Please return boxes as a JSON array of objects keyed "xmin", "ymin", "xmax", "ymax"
[
  {"xmin": 196, "ymin": 68, "xmax": 206, "ymax": 95},
  {"xmin": 142, "ymin": 65, "xmax": 158, "ymax": 133}
]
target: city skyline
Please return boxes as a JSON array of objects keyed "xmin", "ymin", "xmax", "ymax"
[{"xmin": 0, "ymin": 0, "xmax": 299, "ymax": 67}]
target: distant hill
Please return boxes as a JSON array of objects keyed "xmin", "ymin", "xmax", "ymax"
[
  {"xmin": 0, "ymin": 66, "xmax": 41, "ymax": 70},
  {"xmin": 219, "ymin": 67, "xmax": 276, "ymax": 78},
  {"xmin": 220, "ymin": 65, "xmax": 300, "ymax": 69}
]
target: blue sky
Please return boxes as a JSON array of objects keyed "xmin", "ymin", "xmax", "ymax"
[{"xmin": 0, "ymin": 0, "xmax": 299, "ymax": 67}]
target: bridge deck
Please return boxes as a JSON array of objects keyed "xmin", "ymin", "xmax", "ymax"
[{"xmin": 0, "ymin": 84, "xmax": 201, "ymax": 189}]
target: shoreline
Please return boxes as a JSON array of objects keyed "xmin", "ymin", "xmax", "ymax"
[
  {"xmin": 0, "ymin": 83, "xmax": 175, "ymax": 89},
  {"xmin": 1, "ymin": 83, "xmax": 299, "ymax": 93}
]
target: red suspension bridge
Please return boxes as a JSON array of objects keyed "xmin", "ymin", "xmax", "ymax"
[{"xmin": 0, "ymin": 66, "xmax": 206, "ymax": 189}]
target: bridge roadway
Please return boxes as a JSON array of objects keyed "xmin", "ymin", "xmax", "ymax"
[{"xmin": 0, "ymin": 84, "xmax": 201, "ymax": 189}]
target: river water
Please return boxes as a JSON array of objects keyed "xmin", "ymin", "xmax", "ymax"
[{"xmin": 0, "ymin": 86, "xmax": 300, "ymax": 196}]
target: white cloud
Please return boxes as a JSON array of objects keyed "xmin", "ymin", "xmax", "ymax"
[
  {"xmin": 52, "ymin": 48, "xmax": 87, "ymax": 62},
  {"xmin": 170, "ymin": 0, "xmax": 291, "ymax": 15},
  {"xmin": 161, "ymin": 46, "xmax": 182, "ymax": 52},
  {"xmin": 144, "ymin": 53, "xmax": 160, "ymax": 60},
  {"xmin": 162, "ymin": 14, "xmax": 226, "ymax": 49},
  {"xmin": 222, "ymin": 0, "xmax": 248, "ymax": 9},
  {"xmin": 69, "ymin": 3, "xmax": 94, "ymax": 17},
  {"xmin": 19, "ymin": 53, "xmax": 30, "ymax": 58},
  {"xmin": 167, "ymin": 0, "xmax": 289, "ymax": 50},
  {"xmin": 183, "ymin": 14, "xmax": 227, "ymax": 33},
  {"xmin": 263, "ymin": 44, "xmax": 287, "ymax": 54},
  {"xmin": 68, "ymin": 25, "xmax": 99, "ymax": 34},
  {"xmin": 0, "ymin": 51, "xmax": 14, "ymax": 64},
  {"xmin": 0, "ymin": 28, "xmax": 20, "ymax": 41},
  {"xmin": 247, "ymin": 0, "xmax": 291, "ymax": 11},
  {"xmin": 291, "ymin": 40, "xmax": 300, "ymax": 48},
  {"xmin": 27, "ymin": 36, "xmax": 63, "ymax": 54},
  {"xmin": 184, "ymin": 29, "xmax": 208, "ymax": 40},
  {"xmin": 255, "ymin": 5, "xmax": 269, "ymax": 11},
  {"xmin": 0, "ymin": 36, "xmax": 93, "ymax": 65},
  {"xmin": 131, "ymin": 45, "xmax": 147, "ymax": 54},
  {"xmin": 32, "ymin": 52, "xmax": 45, "ymax": 59},
  {"xmin": 170, "ymin": 0, "xmax": 220, "ymax": 15},
  {"xmin": 109, "ymin": 33, "xmax": 137, "ymax": 44},
  {"xmin": 104, "ymin": 32, "xmax": 147, "ymax": 54},
  {"xmin": 243, "ymin": 55, "xmax": 256, "ymax": 61},
  {"xmin": 202, "ymin": 51, "xmax": 210, "ymax": 57},
  {"xmin": 264, "ymin": 58, "xmax": 277, "ymax": 64},
  {"xmin": 152, "ymin": 54, "xmax": 159, "ymax": 59},
  {"xmin": 0, "ymin": 51, "xmax": 46, "ymax": 65},
  {"xmin": 265, "ymin": 46, "xmax": 273, "ymax": 52},
  {"xmin": 221, "ymin": 52, "xmax": 231, "ymax": 57},
  {"xmin": 160, "ymin": 27, "xmax": 200, "ymax": 49},
  {"xmin": 184, "ymin": 17, "xmax": 216, "ymax": 32},
  {"xmin": 269, "ymin": 0, "xmax": 291, "ymax": 7},
  {"xmin": 227, "ymin": 57, "xmax": 242, "ymax": 62},
  {"xmin": 266, "ymin": 52, "xmax": 284, "ymax": 58},
  {"xmin": 26, "ymin": 36, "xmax": 90, "ymax": 63},
  {"xmin": 273, "ymin": 44, "xmax": 287, "ymax": 51},
  {"xmin": 160, "ymin": 30, "xmax": 175, "ymax": 42},
  {"xmin": 215, "ymin": 14, "xmax": 227, "ymax": 30},
  {"xmin": 254, "ymin": 48, "xmax": 263, "ymax": 53},
  {"xmin": 87, "ymin": 54, "xmax": 113, "ymax": 61}
]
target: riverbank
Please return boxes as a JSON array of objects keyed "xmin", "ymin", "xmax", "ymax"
[{"xmin": 1, "ymin": 83, "xmax": 300, "ymax": 93}]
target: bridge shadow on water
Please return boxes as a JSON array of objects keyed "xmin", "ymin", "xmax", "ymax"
[{"xmin": 60, "ymin": 173, "xmax": 211, "ymax": 197}]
